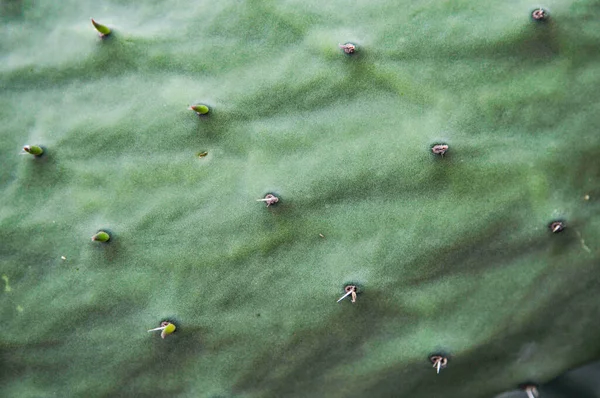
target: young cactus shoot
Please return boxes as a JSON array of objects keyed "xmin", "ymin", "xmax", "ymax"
[
  {"xmin": 91, "ymin": 231, "xmax": 111, "ymax": 242},
  {"xmin": 148, "ymin": 321, "xmax": 177, "ymax": 339},
  {"xmin": 23, "ymin": 145, "xmax": 44, "ymax": 156},
  {"xmin": 189, "ymin": 104, "xmax": 210, "ymax": 115},
  {"xmin": 91, "ymin": 18, "xmax": 111, "ymax": 37}
]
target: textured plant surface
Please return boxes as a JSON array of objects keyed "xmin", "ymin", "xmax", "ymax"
[{"xmin": 1, "ymin": 1, "xmax": 600, "ymax": 397}]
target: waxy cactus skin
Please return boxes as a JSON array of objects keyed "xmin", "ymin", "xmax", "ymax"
[{"xmin": 2, "ymin": 1, "xmax": 600, "ymax": 397}]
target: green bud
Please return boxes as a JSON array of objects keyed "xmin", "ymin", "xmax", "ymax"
[
  {"xmin": 91, "ymin": 18, "xmax": 111, "ymax": 37},
  {"xmin": 161, "ymin": 323, "xmax": 176, "ymax": 339},
  {"xmin": 147, "ymin": 321, "xmax": 177, "ymax": 339},
  {"xmin": 189, "ymin": 104, "xmax": 210, "ymax": 115},
  {"xmin": 91, "ymin": 231, "xmax": 111, "ymax": 242},
  {"xmin": 23, "ymin": 145, "xmax": 44, "ymax": 156}
]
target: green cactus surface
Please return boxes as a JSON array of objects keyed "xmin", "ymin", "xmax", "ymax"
[{"xmin": 1, "ymin": 1, "xmax": 600, "ymax": 397}]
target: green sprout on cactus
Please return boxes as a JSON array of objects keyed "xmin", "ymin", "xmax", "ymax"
[
  {"xmin": 23, "ymin": 145, "xmax": 44, "ymax": 156},
  {"xmin": 257, "ymin": 193, "xmax": 279, "ymax": 207},
  {"xmin": 429, "ymin": 354, "xmax": 448, "ymax": 374},
  {"xmin": 148, "ymin": 321, "xmax": 177, "ymax": 339},
  {"xmin": 337, "ymin": 285, "xmax": 358, "ymax": 303},
  {"xmin": 189, "ymin": 104, "xmax": 210, "ymax": 115},
  {"xmin": 90, "ymin": 18, "xmax": 111, "ymax": 37},
  {"xmin": 91, "ymin": 231, "xmax": 111, "ymax": 242}
]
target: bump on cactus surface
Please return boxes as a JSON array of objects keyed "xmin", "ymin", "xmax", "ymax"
[
  {"xmin": 429, "ymin": 354, "xmax": 449, "ymax": 374},
  {"xmin": 22, "ymin": 145, "xmax": 44, "ymax": 156},
  {"xmin": 148, "ymin": 321, "xmax": 177, "ymax": 339},
  {"xmin": 2, "ymin": 2, "xmax": 600, "ymax": 398},
  {"xmin": 256, "ymin": 193, "xmax": 279, "ymax": 207},
  {"xmin": 90, "ymin": 18, "xmax": 111, "ymax": 37},
  {"xmin": 189, "ymin": 104, "xmax": 210, "ymax": 115},
  {"xmin": 91, "ymin": 231, "xmax": 111, "ymax": 242},
  {"xmin": 339, "ymin": 42, "xmax": 356, "ymax": 54},
  {"xmin": 531, "ymin": 8, "xmax": 549, "ymax": 21}
]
